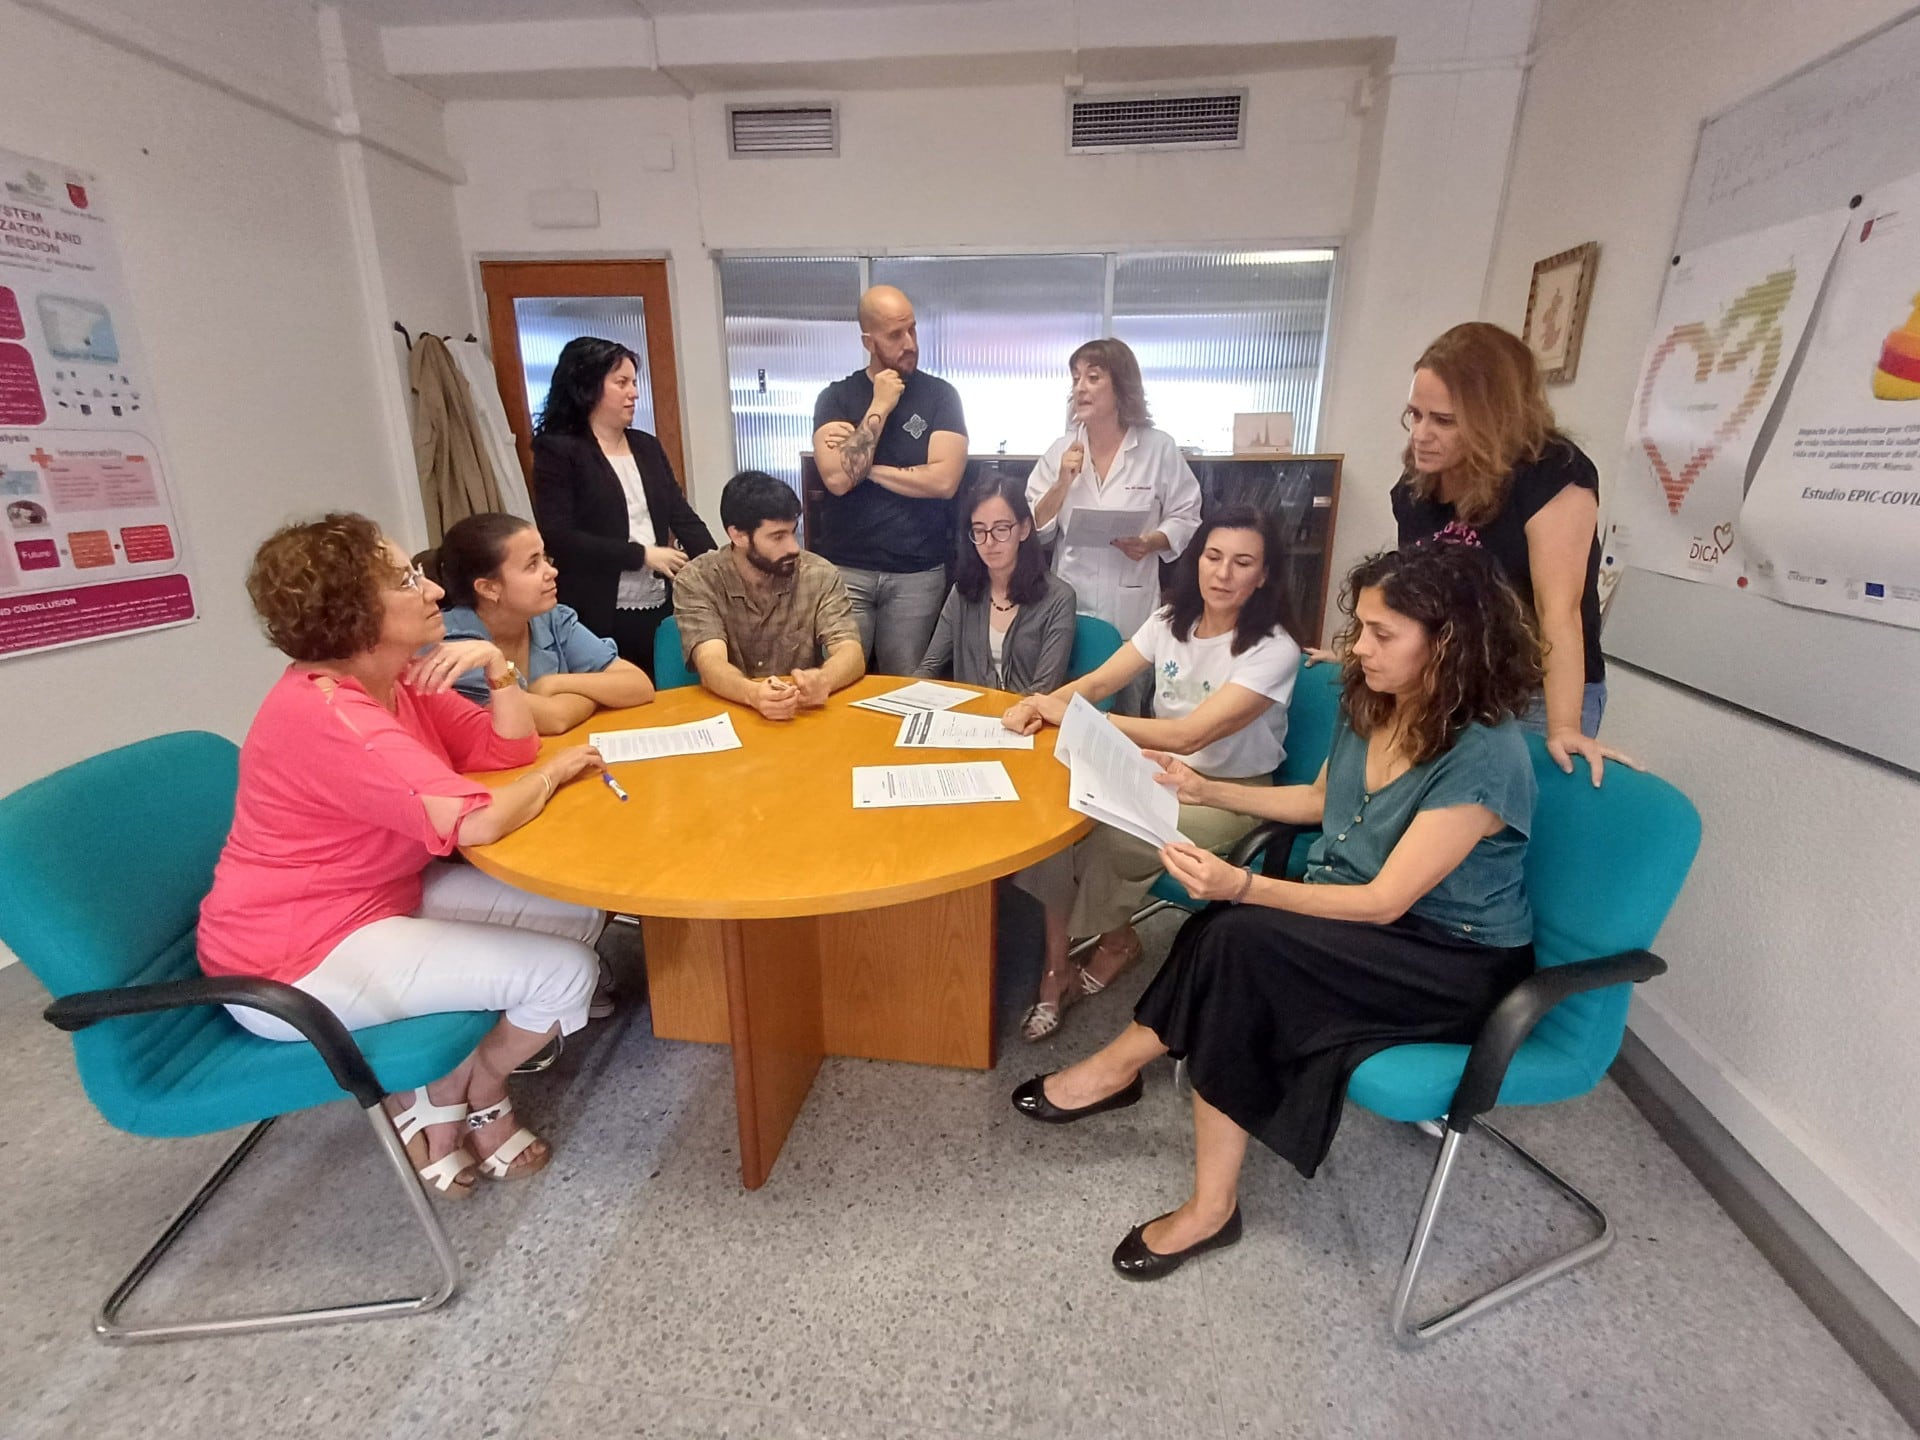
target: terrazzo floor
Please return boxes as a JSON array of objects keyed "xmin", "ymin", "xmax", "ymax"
[{"xmin": 0, "ymin": 894, "xmax": 1909, "ymax": 1440}]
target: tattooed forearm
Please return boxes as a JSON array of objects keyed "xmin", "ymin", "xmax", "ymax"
[{"xmin": 838, "ymin": 416, "xmax": 879, "ymax": 485}]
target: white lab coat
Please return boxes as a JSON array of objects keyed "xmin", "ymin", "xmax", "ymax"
[{"xmin": 1026, "ymin": 425, "xmax": 1203, "ymax": 636}]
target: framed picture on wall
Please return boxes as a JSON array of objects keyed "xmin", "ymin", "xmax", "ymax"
[{"xmin": 1522, "ymin": 242, "xmax": 1599, "ymax": 384}]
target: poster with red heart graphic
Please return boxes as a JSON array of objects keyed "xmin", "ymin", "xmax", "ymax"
[
  {"xmin": 1738, "ymin": 170, "xmax": 1920, "ymax": 630},
  {"xmin": 1609, "ymin": 209, "xmax": 1846, "ymax": 588}
]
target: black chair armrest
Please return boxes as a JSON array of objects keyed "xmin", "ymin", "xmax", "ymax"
[
  {"xmin": 44, "ymin": 976, "xmax": 386, "ymax": 1109},
  {"xmin": 1444, "ymin": 949, "xmax": 1668, "ymax": 1131},
  {"xmin": 1227, "ymin": 821, "xmax": 1305, "ymax": 876}
]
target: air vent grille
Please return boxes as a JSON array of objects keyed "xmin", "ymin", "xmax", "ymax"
[
  {"xmin": 728, "ymin": 104, "xmax": 838, "ymax": 157},
  {"xmin": 1069, "ymin": 92, "xmax": 1245, "ymax": 153}
]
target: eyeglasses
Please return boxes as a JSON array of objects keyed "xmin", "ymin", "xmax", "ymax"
[
  {"xmin": 968, "ymin": 521, "xmax": 1019, "ymax": 544},
  {"xmin": 395, "ymin": 564, "xmax": 428, "ymax": 592}
]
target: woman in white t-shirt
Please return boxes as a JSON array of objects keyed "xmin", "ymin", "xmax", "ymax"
[
  {"xmin": 1003, "ymin": 506, "xmax": 1301, "ymax": 1040},
  {"xmin": 1026, "ymin": 338, "xmax": 1203, "ymax": 648}
]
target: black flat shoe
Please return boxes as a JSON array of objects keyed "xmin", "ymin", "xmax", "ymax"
[
  {"xmin": 1111, "ymin": 1206, "xmax": 1243, "ymax": 1280},
  {"xmin": 1010, "ymin": 1071, "xmax": 1143, "ymax": 1124}
]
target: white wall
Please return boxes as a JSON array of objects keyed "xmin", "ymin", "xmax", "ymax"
[
  {"xmin": 0, "ymin": 2, "xmax": 464, "ymax": 813},
  {"xmin": 1483, "ymin": 0, "xmax": 1920, "ymax": 1321},
  {"xmin": 443, "ymin": 65, "xmax": 1374, "ymax": 528}
]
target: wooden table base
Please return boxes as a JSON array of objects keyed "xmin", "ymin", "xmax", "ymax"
[{"xmin": 644, "ymin": 884, "xmax": 998, "ymax": 1188}]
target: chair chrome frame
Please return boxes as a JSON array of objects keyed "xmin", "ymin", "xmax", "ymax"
[
  {"xmin": 1388, "ymin": 1116, "xmax": 1612, "ymax": 1348},
  {"xmin": 45, "ymin": 973, "xmax": 472, "ymax": 1346},
  {"xmin": 96, "ymin": 1107, "xmax": 462, "ymax": 1345}
]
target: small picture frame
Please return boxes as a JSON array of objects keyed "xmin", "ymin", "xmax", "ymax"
[{"xmin": 1523, "ymin": 242, "xmax": 1599, "ymax": 384}]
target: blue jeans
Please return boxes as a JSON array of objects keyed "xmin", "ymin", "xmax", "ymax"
[
  {"xmin": 838, "ymin": 564, "xmax": 949, "ymax": 677},
  {"xmin": 1519, "ymin": 681, "xmax": 1608, "ymax": 739}
]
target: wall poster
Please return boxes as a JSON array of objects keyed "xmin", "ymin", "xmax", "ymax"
[{"xmin": 0, "ymin": 146, "xmax": 195, "ymax": 660}]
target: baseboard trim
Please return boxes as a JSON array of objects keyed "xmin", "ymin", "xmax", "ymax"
[{"xmin": 1614, "ymin": 1029, "xmax": 1920, "ymax": 1430}]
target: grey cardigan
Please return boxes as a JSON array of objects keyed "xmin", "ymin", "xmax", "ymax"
[{"xmin": 915, "ymin": 573, "xmax": 1078, "ymax": 694}]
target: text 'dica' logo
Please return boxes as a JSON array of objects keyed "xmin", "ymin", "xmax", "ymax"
[{"xmin": 1689, "ymin": 522, "xmax": 1735, "ymax": 566}]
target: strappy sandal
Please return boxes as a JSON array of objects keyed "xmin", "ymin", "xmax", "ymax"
[
  {"xmin": 1079, "ymin": 931, "xmax": 1143, "ymax": 996},
  {"xmin": 1020, "ymin": 964, "xmax": 1084, "ymax": 1042},
  {"xmin": 391, "ymin": 1088, "xmax": 479, "ymax": 1199},
  {"xmin": 467, "ymin": 1097, "xmax": 551, "ymax": 1180}
]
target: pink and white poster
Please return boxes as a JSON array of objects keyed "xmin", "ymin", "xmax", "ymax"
[
  {"xmin": 0, "ymin": 145, "xmax": 195, "ymax": 660},
  {"xmin": 1608, "ymin": 209, "xmax": 1847, "ymax": 588}
]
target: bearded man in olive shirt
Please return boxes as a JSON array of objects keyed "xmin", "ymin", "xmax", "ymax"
[{"xmin": 812, "ymin": 285, "xmax": 969, "ymax": 676}]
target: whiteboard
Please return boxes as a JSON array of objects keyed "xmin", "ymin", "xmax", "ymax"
[{"xmin": 1604, "ymin": 5, "xmax": 1920, "ymax": 776}]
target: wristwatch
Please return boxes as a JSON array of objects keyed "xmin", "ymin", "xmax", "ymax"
[{"xmin": 487, "ymin": 660, "xmax": 524, "ymax": 691}]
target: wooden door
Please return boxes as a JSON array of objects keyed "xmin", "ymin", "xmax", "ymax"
[{"xmin": 479, "ymin": 259, "xmax": 686, "ymax": 490}]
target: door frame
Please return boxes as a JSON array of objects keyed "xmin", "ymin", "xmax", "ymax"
[{"xmin": 478, "ymin": 258, "xmax": 686, "ymax": 489}]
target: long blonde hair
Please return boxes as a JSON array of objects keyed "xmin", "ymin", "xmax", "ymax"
[{"xmin": 1402, "ymin": 323, "xmax": 1560, "ymax": 525}]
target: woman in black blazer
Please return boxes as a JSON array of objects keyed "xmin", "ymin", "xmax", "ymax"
[{"xmin": 530, "ymin": 336, "xmax": 716, "ymax": 676}]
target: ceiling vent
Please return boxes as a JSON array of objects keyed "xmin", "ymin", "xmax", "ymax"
[
  {"xmin": 728, "ymin": 103, "xmax": 838, "ymax": 158},
  {"xmin": 1068, "ymin": 91, "xmax": 1246, "ymax": 153}
]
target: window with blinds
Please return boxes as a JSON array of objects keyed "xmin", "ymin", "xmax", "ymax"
[{"xmin": 717, "ymin": 248, "xmax": 1336, "ymax": 489}]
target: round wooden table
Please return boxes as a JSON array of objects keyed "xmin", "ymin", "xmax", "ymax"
[{"xmin": 464, "ymin": 675, "xmax": 1089, "ymax": 1187}]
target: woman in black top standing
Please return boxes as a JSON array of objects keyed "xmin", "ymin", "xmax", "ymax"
[
  {"xmin": 1392, "ymin": 321, "xmax": 1631, "ymax": 782},
  {"xmin": 530, "ymin": 336, "xmax": 715, "ymax": 677}
]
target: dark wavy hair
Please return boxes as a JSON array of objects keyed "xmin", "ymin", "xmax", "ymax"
[
  {"xmin": 534, "ymin": 335, "xmax": 639, "ymax": 437},
  {"xmin": 246, "ymin": 512, "xmax": 399, "ymax": 662},
  {"xmin": 954, "ymin": 471, "xmax": 1048, "ymax": 605},
  {"xmin": 1335, "ymin": 540, "xmax": 1543, "ymax": 765},
  {"xmin": 1068, "ymin": 337, "xmax": 1151, "ymax": 429},
  {"xmin": 1159, "ymin": 505, "xmax": 1289, "ymax": 655},
  {"xmin": 439, "ymin": 512, "xmax": 535, "ymax": 609}
]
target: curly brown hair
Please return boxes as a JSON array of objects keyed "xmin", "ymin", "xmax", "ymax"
[
  {"xmin": 1401, "ymin": 322, "xmax": 1563, "ymax": 526},
  {"xmin": 1334, "ymin": 541, "xmax": 1543, "ymax": 765},
  {"xmin": 246, "ymin": 512, "xmax": 400, "ymax": 661}
]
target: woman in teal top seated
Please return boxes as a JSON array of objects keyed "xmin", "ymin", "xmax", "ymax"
[
  {"xmin": 440, "ymin": 512, "xmax": 655, "ymax": 735},
  {"xmin": 1013, "ymin": 539, "xmax": 1543, "ymax": 1280}
]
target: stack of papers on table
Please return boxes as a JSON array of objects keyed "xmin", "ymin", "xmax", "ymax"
[
  {"xmin": 1055, "ymin": 693, "xmax": 1189, "ymax": 848},
  {"xmin": 590, "ymin": 712, "xmax": 743, "ymax": 763},
  {"xmin": 852, "ymin": 762, "xmax": 1019, "ymax": 808},
  {"xmin": 895, "ymin": 710, "xmax": 1034, "ymax": 750},
  {"xmin": 851, "ymin": 681, "xmax": 980, "ymax": 717}
]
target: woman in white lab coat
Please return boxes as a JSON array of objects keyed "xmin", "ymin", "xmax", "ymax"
[{"xmin": 1025, "ymin": 338, "xmax": 1204, "ymax": 654}]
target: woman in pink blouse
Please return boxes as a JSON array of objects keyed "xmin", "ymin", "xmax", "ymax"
[{"xmin": 199, "ymin": 513, "xmax": 607, "ymax": 1199}]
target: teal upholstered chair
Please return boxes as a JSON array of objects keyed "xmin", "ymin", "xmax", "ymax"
[
  {"xmin": 1229, "ymin": 735, "xmax": 1702, "ymax": 1345},
  {"xmin": 0, "ymin": 732, "xmax": 498, "ymax": 1344},
  {"xmin": 1067, "ymin": 614, "xmax": 1125, "ymax": 712},
  {"xmin": 1133, "ymin": 658, "xmax": 1344, "ymax": 925},
  {"xmin": 653, "ymin": 614, "xmax": 698, "ymax": 690}
]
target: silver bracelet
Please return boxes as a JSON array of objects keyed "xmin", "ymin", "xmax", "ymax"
[
  {"xmin": 1231, "ymin": 866, "xmax": 1255, "ymax": 904},
  {"xmin": 533, "ymin": 772, "xmax": 553, "ymax": 804}
]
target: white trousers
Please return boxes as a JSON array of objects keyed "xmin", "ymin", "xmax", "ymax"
[{"xmin": 232, "ymin": 862, "xmax": 604, "ymax": 1043}]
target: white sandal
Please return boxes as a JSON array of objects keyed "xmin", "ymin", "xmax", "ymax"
[
  {"xmin": 391, "ymin": 1088, "xmax": 478, "ymax": 1198},
  {"xmin": 467, "ymin": 1097, "xmax": 550, "ymax": 1180}
]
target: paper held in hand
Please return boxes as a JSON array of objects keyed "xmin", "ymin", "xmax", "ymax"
[
  {"xmin": 850, "ymin": 680, "xmax": 981, "ymax": 718},
  {"xmin": 1065, "ymin": 506, "xmax": 1152, "ymax": 549},
  {"xmin": 590, "ymin": 712, "xmax": 743, "ymax": 763},
  {"xmin": 1055, "ymin": 693, "xmax": 1189, "ymax": 849},
  {"xmin": 895, "ymin": 710, "xmax": 1035, "ymax": 750},
  {"xmin": 851, "ymin": 761, "xmax": 1020, "ymax": 808}
]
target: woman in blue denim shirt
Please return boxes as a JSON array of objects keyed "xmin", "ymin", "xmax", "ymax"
[{"xmin": 1015, "ymin": 541, "xmax": 1545, "ymax": 1280}]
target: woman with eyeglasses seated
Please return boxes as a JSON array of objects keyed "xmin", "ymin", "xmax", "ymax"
[
  {"xmin": 1012, "ymin": 541, "xmax": 1542, "ymax": 1280},
  {"xmin": 1001, "ymin": 505, "xmax": 1300, "ymax": 1041},
  {"xmin": 914, "ymin": 472, "xmax": 1077, "ymax": 694},
  {"xmin": 1025, "ymin": 337, "xmax": 1202, "ymax": 711},
  {"xmin": 199, "ymin": 513, "xmax": 609, "ymax": 1200},
  {"xmin": 438, "ymin": 511, "xmax": 655, "ymax": 735}
]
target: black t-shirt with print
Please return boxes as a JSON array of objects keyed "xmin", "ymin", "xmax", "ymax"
[
  {"xmin": 811, "ymin": 367, "xmax": 968, "ymax": 573},
  {"xmin": 1391, "ymin": 438, "xmax": 1606, "ymax": 683}
]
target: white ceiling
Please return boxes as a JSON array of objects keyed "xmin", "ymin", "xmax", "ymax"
[{"xmin": 345, "ymin": 0, "xmax": 981, "ymax": 24}]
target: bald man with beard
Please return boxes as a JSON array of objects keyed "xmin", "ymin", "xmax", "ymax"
[{"xmin": 811, "ymin": 285, "xmax": 970, "ymax": 676}]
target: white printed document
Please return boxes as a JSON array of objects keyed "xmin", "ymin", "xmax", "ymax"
[
  {"xmin": 895, "ymin": 710, "xmax": 1035, "ymax": 750},
  {"xmin": 1054, "ymin": 693, "xmax": 1189, "ymax": 848},
  {"xmin": 851, "ymin": 680, "xmax": 981, "ymax": 717},
  {"xmin": 1066, "ymin": 506, "xmax": 1152, "ymax": 549},
  {"xmin": 590, "ymin": 712, "xmax": 743, "ymax": 764},
  {"xmin": 851, "ymin": 762, "xmax": 1019, "ymax": 808}
]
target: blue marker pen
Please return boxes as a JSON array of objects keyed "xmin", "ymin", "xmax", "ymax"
[{"xmin": 601, "ymin": 771, "xmax": 630, "ymax": 802}]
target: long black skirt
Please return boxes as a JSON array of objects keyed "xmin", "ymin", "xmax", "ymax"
[{"xmin": 1134, "ymin": 904, "xmax": 1533, "ymax": 1179}]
